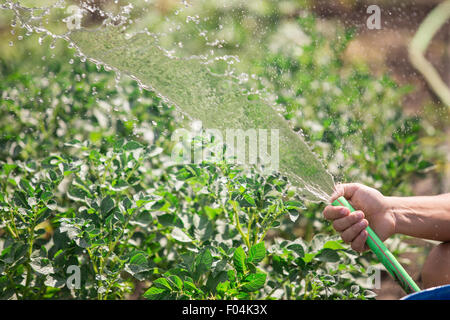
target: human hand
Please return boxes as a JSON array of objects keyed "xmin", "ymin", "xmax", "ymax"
[{"xmin": 323, "ymin": 183, "xmax": 396, "ymax": 252}]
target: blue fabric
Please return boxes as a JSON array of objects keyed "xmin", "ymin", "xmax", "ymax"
[{"xmin": 402, "ymin": 284, "xmax": 450, "ymax": 300}]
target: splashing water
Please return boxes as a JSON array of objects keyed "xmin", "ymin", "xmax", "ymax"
[{"xmin": 1, "ymin": 0, "xmax": 335, "ymax": 202}]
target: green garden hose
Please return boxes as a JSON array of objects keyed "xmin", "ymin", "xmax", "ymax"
[{"xmin": 332, "ymin": 196, "xmax": 421, "ymax": 294}]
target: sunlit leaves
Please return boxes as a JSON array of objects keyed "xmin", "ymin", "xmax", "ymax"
[
  {"xmin": 193, "ymin": 249, "xmax": 213, "ymax": 280},
  {"xmin": 100, "ymin": 196, "xmax": 115, "ymax": 215},
  {"xmin": 316, "ymin": 248, "xmax": 340, "ymax": 263},
  {"xmin": 287, "ymin": 243, "xmax": 305, "ymax": 258},
  {"xmin": 241, "ymin": 272, "xmax": 267, "ymax": 292},
  {"xmin": 123, "ymin": 141, "xmax": 144, "ymax": 151},
  {"xmin": 143, "ymin": 286, "xmax": 166, "ymax": 300},
  {"xmin": 248, "ymin": 242, "xmax": 266, "ymax": 264},
  {"xmin": 171, "ymin": 227, "xmax": 192, "ymax": 243},
  {"xmin": 233, "ymin": 247, "xmax": 246, "ymax": 275}
]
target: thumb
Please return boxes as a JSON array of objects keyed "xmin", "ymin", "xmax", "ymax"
[{"xmin": 330, "ymin": 183, "xmax": 362, "ymax": 203}]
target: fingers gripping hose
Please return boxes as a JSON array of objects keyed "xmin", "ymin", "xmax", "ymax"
[{"xmin": 332, "ymin": 196, "xmax": 420, "ymax": 294}]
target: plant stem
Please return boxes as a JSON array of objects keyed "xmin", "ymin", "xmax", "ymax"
[
  {"xmin": 246, "ymin": 208, "xmax": 254, "ymax": 245},
  {"xmin": 24, "ymin": 210, "xmax": 37, "ymax": 299},
  {"xmin": 265, "ymin": 278, "xmax": 289, "ymax": 300},
  {"xmin": 232, "ymin": 202, "xmax": 250, "ymax": 248},
  {"xmin": 6, "ymin": 271, "xmax": 20, "ymax": 299},
  {"xmin": 126, "ymin": 158, "xmax": 142, "ymax": 182},
  {"xmin": 258, "ymin": 202, "xmax": 284, "ymax": 243},
  {"xmin": 86, "ymin": 248, "xmax": 102, "ymax": 299},
  {"xmin": 101, "ymin": 156, "xmax": 114, "ymax": 186},
  {"xmin": 1, "ymin": 216, "xmax": 18, "ymax": 239}
]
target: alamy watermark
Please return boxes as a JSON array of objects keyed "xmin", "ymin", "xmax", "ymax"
[
  {"xmin": 66, "ymin": 265, "xmax": 81, "ymax": 289},
  {"xmin": 171, "ymin": 121, "xmax": 279, "ymax": 172},
  {"xmin": 366, "ymin": 265, "xmax": 381, "ymax": 290},
  {"xmin": 366, "ymin": 5, "xmax": 381, "ymax": 30},
  {"xmin": 48, "ymin": 265, "xmax": 81, "ymax": 289}
]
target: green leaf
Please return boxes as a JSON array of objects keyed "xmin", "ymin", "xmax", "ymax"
[
  {"xmin": 2, "ymin": 163, "xmax": 17, "ymax": 175},
  {"xmin": 288, "ymin": 210, "xmax": 299, "ymax": 222},
  {"xmin": 285, "ymin": 200, "xmax": 304, "ymax": 209},
  {"xmin": 59, "ymin": 220, "xmax": 81, "ymax": 240},
  {"xmin": 171, "ymin": 227, "xmax": 192, "ymax": 242},
  {"xmin": 129, "ymin": 252, "xmax": 147, "ymax": 265},
  {"xmin": 67, "ymin": 185, "xmax": 90, "ymax": 202},
  {"xmin": 47, "ymin": 169, "xmax": 59, "ymax": 181},
  {"xmin": 30, "ymin": 256, "xmax": 55, "ymax": 275},
  {"xmin": 19, "ymin": 178, "xmax": 34, "ymax": 196},
  {"xmin": 114, "ymin": 138, "xmax": 125, "ymax": 149},
  {"xmin": 121, "ymin": 196, "xmax": 133, "ymax": 210},
  {"xmin": 183, "ymin": 281, "xmax": 203, "ymax": 294},
  {"xmin": 168, "ymin": 275, "xmax": 183, "ymax": 291},
  {"xmin": 148, "ymin": 146, "xmax": 163, "ymax": 157},
  {"xmin": 13, "ymin": 190, "xmax": 30, "ymax": 209},
  {"xmin": 143, "ymin": 286, "xmax": 167, "ymax": 300},
  {"xmin": 271, "ymin": 221, "xmax": 280, "ymax": 228},
  {"xmin": 316, "ymin": 248, "xmax": 340, "ymax": 263},
  {"xmin": 100, "ymin": 196, "xmax": 115, "ymax": 215},
  {"xmin": 241, "ymin": 272, "xmax": 267, "ymax": 292},
  {"xmin": 64, "ymin": 139, "xmax": 82, "ymax": 148},
  {"xmin": 323, "ymin": 240, "xmax": 345, "ymax": 250},
  {"xmin": 216, "ymin": 280, "xmax": 230, "ymax": 295},
  {"xmin": 418, "ymin": 160, "xmax": 434, "ymax": 171},
  {"xmin": 287, "ymin": 243, "xmax": 305, "ymax": 258},
  {"xmin": 193, "ymin": 249, "xmax": 213, "ymax": 280},
  {"xmin": 302, "ymin": 253, "xmax": 316, "ymax": 264},
  {"xmin": 153, "ymin": 278, "xmax": 172, "ymax": 291},
  {"xmin": 248, "ymin": 242, "xmax": 266, "ymax": 264},
  {"xmin": 195, "ymin": 249, "xmax": 213, "ymax": 273},
  {"xmin": 123, "ymin": 141, "xmax": 144, "ymax": 151},
  {"xmin": 233, "ymin": 247, "xmax": 246, "ymax": 274},
  {"xmin": 41, "ymin": 191, "xmax": 53, "ymax": 202},
  {"xmin": 243, "ymin": 194, "xmax": 256, "ymax": 206},
  {"xmin": 111, "ymin": 179, "xmax": 129, "ymax": 191}
]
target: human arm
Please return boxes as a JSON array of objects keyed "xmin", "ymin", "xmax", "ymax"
[
  {"xmin": 388, "ymin": 193, "xmax": 450, "ymax": 242},
  {"xmin": 323, "ymin": 183, "xmax": 450, "ymax": 252}
]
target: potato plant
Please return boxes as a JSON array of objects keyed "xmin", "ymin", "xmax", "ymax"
[{"xmin": 0, "ymin": 142, "xmax": 373, "ymax": 299}]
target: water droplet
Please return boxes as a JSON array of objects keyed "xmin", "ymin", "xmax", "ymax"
[{"xmin": 28, "ymin": 197, "xmax": 37, "ymax": 206}]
